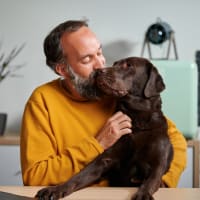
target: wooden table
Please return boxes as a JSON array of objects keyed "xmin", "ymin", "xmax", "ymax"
[
  {"xmin": 0, "ymin": 135, "xmax": 19, "ymax": 145},
  {"xmin": 0, "ymin": 186, "xmax": 200, "ymax": 200}
]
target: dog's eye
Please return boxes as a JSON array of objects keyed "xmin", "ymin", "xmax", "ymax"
[{"xmin": 127, "ymin": 63, "xmax": 132, "ymax": 67}]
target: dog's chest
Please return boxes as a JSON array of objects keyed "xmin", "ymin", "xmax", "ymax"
[{"xmin": 107, "ymin": 145, "xmax": 150, "ymax": 187}]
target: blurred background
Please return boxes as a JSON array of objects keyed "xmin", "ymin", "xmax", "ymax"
[
  {"xmin": 0, "ymin": 0, "xmax": 200, "ymax": 188},
  {"xmin": 0, "ymin": 0, "xmax": 199, "ymax": 134}
]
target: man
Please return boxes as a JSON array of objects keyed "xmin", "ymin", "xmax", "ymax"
[{"xmin": 20, "ymin": 20, "xmax": 187, "ymax": 187}]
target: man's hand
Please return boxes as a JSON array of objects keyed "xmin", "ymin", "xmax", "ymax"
[{"xmin": 95, "ymin": 111, "xmax": 132, "ymax": 149}]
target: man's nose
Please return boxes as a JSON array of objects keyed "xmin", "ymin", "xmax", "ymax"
[{"xmin": 93, "ymin": 56, "xmax": 105, "ymax": 69}]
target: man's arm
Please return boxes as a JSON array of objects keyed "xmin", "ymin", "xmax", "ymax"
[
  {"xmin": 162, "ymin": 118, "xmax": 187, "ymax": 187},
  {"xmin": 20, "ymin": 95, "xmax": 131, "ymax": 186},
  {"xmin": 20, "ymin": 99, "xmax": 104, "ymax": 186}
]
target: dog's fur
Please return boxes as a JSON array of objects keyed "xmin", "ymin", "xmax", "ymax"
[{"xmin": 36, "ymin": 57, "xmax": 173, "ymax": 200}]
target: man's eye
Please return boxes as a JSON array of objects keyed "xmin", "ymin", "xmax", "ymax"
[
  {"xmin": 82, "ymin": 56, "xmax": 90, "ymax": 64},
  {"xmin": 97, "ymin": 50, "xmax": 102, "ymax": 56}
]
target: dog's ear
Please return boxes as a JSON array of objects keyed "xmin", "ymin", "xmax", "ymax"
[{"xmin": 144, "ymin": 66, "xmax": 165, "ymax": 98}]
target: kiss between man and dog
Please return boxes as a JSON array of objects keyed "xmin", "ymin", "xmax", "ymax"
[{"xmin": 20, "ymin": 20, "xmax": 187, "ymax": 200}]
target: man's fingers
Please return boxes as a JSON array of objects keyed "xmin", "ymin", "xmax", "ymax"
[
  {"xmin": 119, "ymin": 120, "xmax": 132, "ymax": 130},
  {"xmin": 108, "ymin": 111, "xmax": 132, "ymax": 124},
  {"xmin": 121, "ymin": 128, "xmax": 132, "ymax": 135},
  {"xmin": 96, "ymin": 111, "xmax": 133, "ymax": 149}
]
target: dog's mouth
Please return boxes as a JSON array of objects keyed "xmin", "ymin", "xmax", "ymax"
[{"xmin": 94, "ymin": 70, "xmax": 128, "ymax": 97}]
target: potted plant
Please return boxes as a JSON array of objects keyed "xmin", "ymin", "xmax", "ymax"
[{"xmin": 0, "ymin": 43, "xmax": 25, "ymax": 135}]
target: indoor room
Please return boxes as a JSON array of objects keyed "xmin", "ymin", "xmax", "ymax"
[{"xmin": 0, "ymin": 0, "xmax": 199, "ymax": 199}]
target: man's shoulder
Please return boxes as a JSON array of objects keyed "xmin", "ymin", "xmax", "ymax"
[
  {"xmin": 34, "ymin": 78, "xmax": 60, "ymax": 93},
  {"xmin": 28, "ymin": 79, "xmax": 61, "ymax": 101}
]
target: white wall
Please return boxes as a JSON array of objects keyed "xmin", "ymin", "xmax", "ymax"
[{"xmin": 0, "ymin": 0, "xmax": 199, "ymax": 133}]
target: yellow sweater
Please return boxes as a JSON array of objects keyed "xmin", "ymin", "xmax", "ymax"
[{"xmin": 20, "ymin": 79, "xmax": 187, "ymax": 187}]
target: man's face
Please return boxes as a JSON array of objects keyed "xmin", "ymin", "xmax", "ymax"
[
  {"xmin": 64, "ymin": 64, "xmax": 101, "ymax": 100},
  {"xmin": 58, "ymin": 26, "xmax": 106, "ymax": 99},
  {"xmin": 61, "ymin": 26, "xmax": 106, "ymax": 78}
]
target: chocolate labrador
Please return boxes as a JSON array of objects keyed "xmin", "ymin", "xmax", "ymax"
[{"xmin": 36, "ymin": 57, "xmax": 173, "ymax": 200}]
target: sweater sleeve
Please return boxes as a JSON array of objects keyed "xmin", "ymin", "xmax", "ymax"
[
  {"xmin": 162, "ymin": 118, "xmax": 187, "ymax": 187},
  {"xmin": 20, "ymin": 96, "xmax": 104, "ymax": 186}
]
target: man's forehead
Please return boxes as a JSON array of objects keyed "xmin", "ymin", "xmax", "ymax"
[{"xmin": 61, "ymin": 28, "xmax": 101, "ymax": 56}]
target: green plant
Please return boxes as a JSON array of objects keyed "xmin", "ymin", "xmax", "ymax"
[{"xmin": 0, "ymin": 43, "xmax": 25, "ymax": 82}]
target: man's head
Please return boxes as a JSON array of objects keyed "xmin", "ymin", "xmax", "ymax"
[{"xmin": 44, "ymin": 20, "xmax": 106, "ymax": 99}]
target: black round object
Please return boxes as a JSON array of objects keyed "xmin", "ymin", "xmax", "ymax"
[{"xmin": 146, "ymin": 22, "xmax": 172, "ymax": 45}]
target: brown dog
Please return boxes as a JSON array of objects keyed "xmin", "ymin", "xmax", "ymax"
[{"xmin": 36, "ymin": 57, "xmax": 173, "ymax": 200}]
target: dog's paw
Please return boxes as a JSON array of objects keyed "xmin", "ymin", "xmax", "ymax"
[
  {"xmin": 35, "ymin": 186, "xmax": 67, "ymax": 200},
  {"xmin": 131, "ymin": 192, "xmax": 154, "ymax": 200}
]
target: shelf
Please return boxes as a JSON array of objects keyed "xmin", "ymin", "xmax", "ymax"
[{"xmin": 0, "ymin": 135, "xmax": 20, "ymax": 145}]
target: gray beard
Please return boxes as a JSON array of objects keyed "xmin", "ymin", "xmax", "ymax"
[{"xmin": 65, "ymin": 65, "xmax": 102, "ymax": 100}]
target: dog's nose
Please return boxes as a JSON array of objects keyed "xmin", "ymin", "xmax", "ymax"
[
  {"xmin": 95, "ymin": 68, "xmax": 105, "ymax": 75},
  {"xmin": 93, "ymin": 69, "xmax": 104, "ymax": 79}
]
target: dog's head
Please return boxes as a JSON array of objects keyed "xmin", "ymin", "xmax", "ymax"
[{"xmin": 94, "ymin": 57, "xmax": 165, "ymax": 99}]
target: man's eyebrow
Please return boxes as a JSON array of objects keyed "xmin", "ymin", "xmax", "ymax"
[{"xmin": 79, "ymin": 44, "xmax": 103, "ymax": 59}]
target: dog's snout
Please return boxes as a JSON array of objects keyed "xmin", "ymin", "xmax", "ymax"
[
  {"xmin": 95, "ymin": 68, "xmax": 107, "ymax": 75},
  {"xmin": 93, "ymin": 68, "xmax": 105, "ymax": 80},
  {"xmin": 95, "ymin": 69, "xmax": 102, "ymax": 76}
]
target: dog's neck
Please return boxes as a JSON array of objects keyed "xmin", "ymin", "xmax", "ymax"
[
  {"xmin": 117, "ymin": 95, "xmax": 166, "ymax": 131},
  {"xmin": 117, "ymin": 94, "xmax": 162, "ymax": 112}
]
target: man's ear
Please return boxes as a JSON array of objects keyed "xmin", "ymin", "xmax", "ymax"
[
  {"xmin": 55, "ymin": 64, "xmax": 67, "ymax": 76},
  {"xmin": 144, "ymin": 66, "xmax": 165, "ymax": 98}
]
